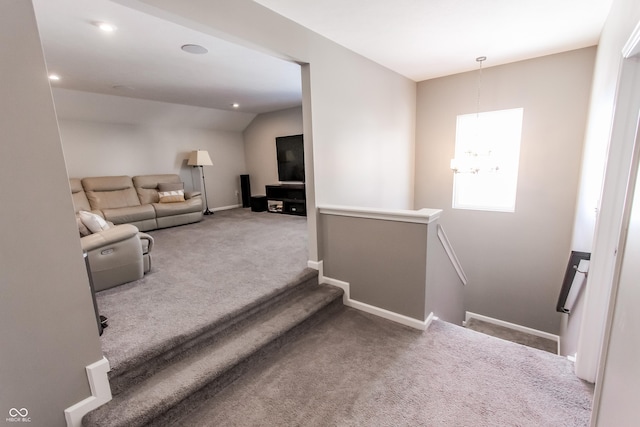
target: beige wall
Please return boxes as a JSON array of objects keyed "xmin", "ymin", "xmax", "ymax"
[
  {"xmin": 0, "ymin": 1, "xmax": 103, "ymax": 425},
  {"xmin": 56, "ymin": 93, "xmax": 249, "ymax": 210},
  {"xmin": 243, "ymin": 107, "xmax": 303, "ymax": 196},
  {"xmin": 414, "ymin": 48, "xmax": 596, "ymax": 334}
]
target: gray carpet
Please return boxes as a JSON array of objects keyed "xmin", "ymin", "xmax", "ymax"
[
  {"xmin": 171, "ymin": 308, "xmax": 594, "ymax": 427},
  {"xmin": 95, "ymin": 209, "xmax": 309, "ymax": 375},
  {"xmin": 466, "ymin": 318, "xmax": 559, "ymax": 354}
]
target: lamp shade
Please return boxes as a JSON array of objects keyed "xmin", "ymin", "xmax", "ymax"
[{"xmin": 187, "ymin": 150, "xmax": 212, "ymax": 166}]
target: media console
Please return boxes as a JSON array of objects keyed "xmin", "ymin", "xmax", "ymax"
[{"xmin": 265, "ymin": 184, "xmax": 306, "ymax": 216}]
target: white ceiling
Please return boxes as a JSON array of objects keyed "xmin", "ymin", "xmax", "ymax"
[
  {"xmin": 254, "ymin": 0, "xmax": 614, "ymax": 81},
  {"xmin": 32, "ymin": 0, "xmax": 303, "ymax": 114},
  {"xmin": 32, "ymin": 0, "xmax": 613, "ymax": 115}
]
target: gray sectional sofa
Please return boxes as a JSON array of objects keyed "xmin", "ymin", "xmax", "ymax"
[{"xmin": 71, "ymin": 174, "xmax": 203, "ymax": 231}]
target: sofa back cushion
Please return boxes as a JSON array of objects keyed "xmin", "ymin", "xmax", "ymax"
[
  {"xmin": 69, "ymin": 178, "xmax": 92, "ymax": 213},
  {"xmin": 82, "ymin": 176, "xmax": 141, "ymax": 210},
  {"xmin": 133, "ymin": 174, "xmax": 183, "ymax": 205}
]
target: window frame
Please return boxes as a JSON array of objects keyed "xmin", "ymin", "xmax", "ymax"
[{"xmin": 452, "ymin": 108, "xmax": 524, "ymax": 213}]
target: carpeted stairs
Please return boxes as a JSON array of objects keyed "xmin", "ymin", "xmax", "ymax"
[{"xmin": 83, "ymin": 270, "xmax": 343, "ymax": 426}]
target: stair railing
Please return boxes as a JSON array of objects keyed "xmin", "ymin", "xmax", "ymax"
[{"xmin": 436, "ymin": 224, "xmax": 468, "ymax": 286}]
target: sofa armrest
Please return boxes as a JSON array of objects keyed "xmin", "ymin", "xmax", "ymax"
[
  {"xmin": 80, "ymin": 224, "xmax": 140, "ymax": 252},
  {"xmin": 137, "ymin": 232, "xmax": 154, "ymax": 253},
  {"xmin": 185, "ymin": 191, "xmax": 201, "ymax": 200}
]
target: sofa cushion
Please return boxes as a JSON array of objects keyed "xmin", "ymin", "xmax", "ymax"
[
  {"xmin": 133, "ymin": 174, "xmax": 182, "ymax": 205},
  {"xmin": 158, "ymin": 189, "xmax": 186, "ymax": 203},
  {"xmin": 153, "ymin": 197, "xmax": 202, "ymax": 218},
  {"xmin": 79, "ymin": 211, "xmax": 111, "ymax": 233},
  {"xmin": 82, "ymin": 176, "xmax": 141, "ymax": 210},
  {"xmin": 102, "ymin": 204, "xmax": 156, "ymax": 225},
  {"xmin": 70, "ymin": 178, "xmax": 92, "ymax": 213},
  {"xmin": 158, "ymin": 182, "xmax": 184, "ymax": 192}
]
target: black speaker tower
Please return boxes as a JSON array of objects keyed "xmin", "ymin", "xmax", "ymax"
[{"xmin": 240, "ymin": 174, "xmax": 251, "ymax": 208}]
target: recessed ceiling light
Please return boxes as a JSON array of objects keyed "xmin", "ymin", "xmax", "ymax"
[
  {"xmin": 94, "ymin": 21, "xmax": 117, "ymax": 32},
  {"xmin": 181, "ymin": 44, "xmax": 208, "ymax": 54},
  {"xmin": 48, "ymin": 74, "xmax": 60, "ymax": 81},
  {"xmin": 232, "ymin": 103, "xmax": 240, "ymax": 109}
]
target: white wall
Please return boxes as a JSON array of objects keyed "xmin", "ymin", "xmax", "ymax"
[
  {"xmin": 243, "ymin": 107, "xmax": 303, "ymax": 196},
  {"xmin": 414, "ymin": 48, "xmax": 596, "ymax": 334},
  {"xmin": 570, "ymin": 3, "xmax": 640, "ymax": 253},
  {"xmin": 0, "ymin": 2, "xmax": 103, "ymax": 425},
  {"xmin": 595, "ymin": 160, "xmax": 640, "ymax": 426},
  {"xmin": 592, "ymin": 12, "xmax": 640, "ymax": 422},
  {"xmin": 56, "ymin": 91, "xmax": 250, "ymax": 210},
  {"xmin": 127, "ymin": 0, "xmax": 417, "ymax": 210},
  {"xmin": 308, "ymin": 45, "xmax": 416, "ymax": 208},
  {"xmin": 559, "ymin": 276, "xmax": 588, "ymax": 356},
  {"xmin": 572, "ymin": 0, "xmax": 640, "ymax": 384}
]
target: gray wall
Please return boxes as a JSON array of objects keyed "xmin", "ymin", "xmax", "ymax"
[
  {"xmin": 414, "ymin": 48, "xmax": 596, "ymax": 334},
  {"xmin": 0, "ymin": 1, "xmax": 103, "ymax": 425},
  {"xmin": 320, "ymin": 215, "xmax": 429, "ymax": 320},
  {"xmin": 319, "ymin": 213, "xmax": 464, "ymax": 323},
  {"xmin": 243, "ymin": 107, "xmax": 304, "ymax": 196},
  {"xmin": 0, "ymin": 0, "xmax": 418, "ymax": 418},
  {"xmin": 426, "ymin": 225, "xmax": 466, "ymax": 325},
  {"xmin": 55, "ymin": 90, "xmax": 250, "ymax": 210}
]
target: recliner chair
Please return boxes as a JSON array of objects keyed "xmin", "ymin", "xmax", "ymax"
[
  {"xmin": 82, "ymin": 224, "xmax": 153, "ymax": 291},
  {"xmin": 70, "ymin": 178, "xmax": 153, "ymax": 291}
]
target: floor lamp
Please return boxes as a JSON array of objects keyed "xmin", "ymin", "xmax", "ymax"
[{"xmin": 188, "ymin": 150, "xmax": 214, "ymax": 215}]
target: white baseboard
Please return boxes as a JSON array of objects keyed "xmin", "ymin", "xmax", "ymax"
[
  {"xmin": 65, "ymin": 357, "xmax": 112, "ymax": 427},
  {"xmin": 321, "ymin": 275, "xmax": 350, "ymax": 302},
  {"xmin": 464, "ymin": 311, "xmax": 561, "ymax": 355},
  {"xmin": 318, "ymin": 266, "xmax": 432, "ymax": 331},
  {"xmin": 347, "ymin": 299, "xmax": 433, "ymax": 330},
  {"xmin": 307, "ymin": 260, "xmax": 321, "ymax": 271},
  {"xmin": 212, "ymin": 204, "xmax": 242, "ymax": 212}
]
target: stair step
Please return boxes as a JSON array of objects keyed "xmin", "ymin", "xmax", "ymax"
[
  {"xmin": 83, "ymin": 283, "xmax": 343, "ymax": 427},
  {"xmin": 108, "ymin": 268, "xmax": 320, "ymax": 397}
]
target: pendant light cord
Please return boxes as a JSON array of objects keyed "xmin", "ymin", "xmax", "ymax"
[{"xmin": 476, "ymin": 56, "xmax": 486, "ymax": 118}]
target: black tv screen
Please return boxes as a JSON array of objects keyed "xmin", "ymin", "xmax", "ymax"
[{"xmin": 276, "ymin": 134, "xmax": 305, "ymax": 182}]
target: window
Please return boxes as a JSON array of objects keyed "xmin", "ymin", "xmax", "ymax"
[{"xmin": 452, "ymin": 108, "xmax": 523, "ymax": 212}]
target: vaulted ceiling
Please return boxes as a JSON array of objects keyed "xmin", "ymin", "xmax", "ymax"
[{"xmin": 33, "ymin": 0, "xmax": 613, "ymax": 114}]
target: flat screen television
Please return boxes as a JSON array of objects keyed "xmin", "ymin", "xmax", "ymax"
[{"xmin": 276, "ymin": 134, "xmax": 305, "ymax": 182}]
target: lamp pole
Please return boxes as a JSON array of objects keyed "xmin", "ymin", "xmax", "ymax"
[
  {"xmin": 188, "ymin": 149, "xmax": 214, "ymax": 216},
  {"xmin": 200, "ymin": 165, "xmax": 214, "ymax": 215}
]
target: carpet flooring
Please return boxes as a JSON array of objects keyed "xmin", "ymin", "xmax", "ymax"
[
  {"xmin": 168, "ymin": 307, "xmax": 594, "ymax": 427},
  {"xmin": 93, "ymin": 208, "xmax": 593, "ymax": 426},
  {"xmin": 95, "ymin": 209, "xmax": 309, "ymax": 375},
  {"xmin": 466, "ymin": 318, "xmax": 559, "ymax": 354}
]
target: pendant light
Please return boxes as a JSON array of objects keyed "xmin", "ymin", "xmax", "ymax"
[{"xmin": 450, "ymin": 56, "xmax": 499, "ymax": 174}]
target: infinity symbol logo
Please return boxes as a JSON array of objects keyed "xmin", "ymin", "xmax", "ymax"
[{"xmin": 9, "ymin": 408, "xmax": 28, "ymax": 417}]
